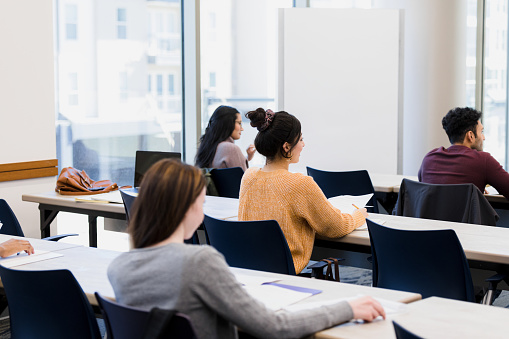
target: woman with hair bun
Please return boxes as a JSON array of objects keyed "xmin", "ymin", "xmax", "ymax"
[
  {"xmin": 195, "ymin": 105, "xmax": 255, "ymax": 170},
  {"xmin": 239, "ymin": 108, "xmax": 368, "ymax": 274}
]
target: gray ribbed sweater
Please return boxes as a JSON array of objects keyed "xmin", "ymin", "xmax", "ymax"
[
  {"xmin": 107, "ymin": 244, "xmax": 353, "ymax": 339},
  {"xmin": 211, "ymin": 137, "xmax": 248, "ymax": 170}
]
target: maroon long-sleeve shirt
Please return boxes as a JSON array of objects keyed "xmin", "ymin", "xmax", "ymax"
[{"xmin": 418, "ymin": 144, "xmax": 509, "ymax": 200}]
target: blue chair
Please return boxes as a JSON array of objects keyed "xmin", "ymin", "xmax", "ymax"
[
  {"xmin": 95, "ymin": 292, "xmax": 197, "ymax": 339},
  {"xmin": 119, "ymin": 188, "xmax": 138, "ymax": 223},
  {"xmin": 203, "ymin": 215, "xmax": 296, "ymax": 275},
  {"xmin": 120, "ymin": 188, "xmax": 199, "ymax": 245},
  {"xmin": 0, "ymin": 266, "xmax": 101, "ymax": 339},
  {"xmin": 210, "ymin": 167, "xmax": 244, "ymax": 199},
  {"xmin": 306, "ymin": 167, "xmax": 379, "ymax": 213},
  {"xmin": 0, "ymin": 199, "xmax": 76, "ymax": 241},
  {"xmin": 393, "ymin": 321, "xmax": 423, "ymax": 339},
  {"xmin": 366, "ymin": 219, "xmax": 475, "ymax": 302}
]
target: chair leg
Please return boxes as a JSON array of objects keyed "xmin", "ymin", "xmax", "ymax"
[
  {"xmin": 482, "ymin": 289, "xmax": 495, "ymax": 305},
  {"xmin": 483, "ymin": 273, "xmax": 507, "ymax": 305}
]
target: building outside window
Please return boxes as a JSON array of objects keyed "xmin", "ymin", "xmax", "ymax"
[
  {"xmin": 117, "ymin": 8, "xmax": 127, "ymax": 39},
  {"xmin": 200, "ymin": 0, "xmax": 292, "ymax": 168},
  {"xmin": 65, "ymin": 4, "xmax": 78, "ymax": 40},
  {"xmin": 55, "ymin": 0, "xmax": 183, "ymax": 187}
]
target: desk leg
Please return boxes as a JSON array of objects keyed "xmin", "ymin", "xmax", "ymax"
[
  {"xmin": 40, "ymin": 207, "xmax": 59, "ymax": 239},
  {"xmin": 88, "ymin": 215, "xmax": 98, "ymax": 248}
]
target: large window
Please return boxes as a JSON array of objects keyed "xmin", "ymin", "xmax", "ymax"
[
  {"xmin": 482, "ymin": 0, "xmax": 508, "ymax": 167},
  {"xmin": 199, "ymin": 0, "xmax": 293, "ymax": 167},
  {"xmin": 55, "ymin": 0, "xmax": 183, "ymax": 187}
]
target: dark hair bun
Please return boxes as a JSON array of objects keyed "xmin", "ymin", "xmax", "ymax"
[{"xmin": 245, "ymin": 108, "xmax": 267, "ymax": 130}]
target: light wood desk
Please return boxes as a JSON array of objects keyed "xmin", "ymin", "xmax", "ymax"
[
  {"xmin": 22, "ymin": 192, "xmax": 238, "ymax": 247},
  {"xmin": 318, "ymin": 213, "xmax": 509, "ymax": 272},
  {"xmin": 5, "ymin": 238, "xmax": 507, "ymax": 338},
  {"xmin": 369, "ymin": 174, "xmax": 418, "ymax": 193},
  {"xmin": 0, "ymin": 239, "xmax": 420, "ymax": 307},
  {"xmin": 232, "ymin": 267, "xmax": 420, "ymax": 305},
  {"xmin": 317, "ymin": 296, "xmax": 509, "ymax": 339},
  {"xmin": 0, "ymin": 243, "xmax": 120, "ymax": 306},
  {"xmin": 0, "ymin": 234, "xmax": 82, "ymax": 252}
]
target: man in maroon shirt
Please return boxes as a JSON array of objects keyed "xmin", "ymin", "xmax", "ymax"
[{"xmin": 418, "ymin": 107, "xmax": 509, "ymax": 200}]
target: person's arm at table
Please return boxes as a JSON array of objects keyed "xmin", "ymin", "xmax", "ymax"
[{"xmin": 0, "ymin": 239, "xmax": 34, "ymax": 258}]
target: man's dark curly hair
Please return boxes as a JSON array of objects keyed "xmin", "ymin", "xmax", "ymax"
[{"xmin": 442, "ymin": 107, "xmax": 482, "ymax": 144}]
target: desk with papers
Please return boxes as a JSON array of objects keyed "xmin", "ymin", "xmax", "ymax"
[
  {"xmin": 2, "ymin": 237, "xmax": 509, "ymax": 338},
  {"xmin": 22, "ymin": 192, "xmax": 239, "ymax": 247},
  {"xmin": 317, "ymin": 296, "xmax": 509, "ymax": 339}
]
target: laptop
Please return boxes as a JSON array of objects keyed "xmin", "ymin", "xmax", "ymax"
[{"xmin": 134, "ymin": 150, "xmax": 181, "ymax": 187}]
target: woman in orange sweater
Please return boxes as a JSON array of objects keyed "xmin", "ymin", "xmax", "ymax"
[{"xmin": 238, "ymin": 108, "xmax": 367, "ymax": 274}]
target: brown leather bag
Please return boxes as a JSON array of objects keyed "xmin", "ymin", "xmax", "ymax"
[{"xmin": 55, "ymin": 167, "xmax": 118, "ymax": 195}]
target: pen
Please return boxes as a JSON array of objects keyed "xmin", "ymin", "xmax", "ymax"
[{"xmin": 352, "ymin": 204, "xmax": 359, "ymax": 209}]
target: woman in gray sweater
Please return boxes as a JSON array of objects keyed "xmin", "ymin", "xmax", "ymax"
[
  {"xmin": 195, "ymin": 105, "xmax": 255, "ymax": 170},
  {"xmin": 108, "ymin": 159, "xmax": 385, "ymax": 339}
]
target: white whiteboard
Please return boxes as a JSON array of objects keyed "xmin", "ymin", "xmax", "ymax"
[{"xmin": 278, "ymin": 8, "xmax": 402, "ymax": 174}]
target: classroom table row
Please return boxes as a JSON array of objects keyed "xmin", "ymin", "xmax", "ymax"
[
  {"xmin": 22, "ymin": 171, "xmax": 509, "ymax": 247},
  {"xmin": 0, "ymin": 234, "xmax": 508, "ymax": 338},
  {"xmin": 21, "ymin": 191, "xmax": 509, "ymax": 275}
]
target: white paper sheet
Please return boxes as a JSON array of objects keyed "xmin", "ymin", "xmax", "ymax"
[
  {"xmin": 328, "ymin": 194, "xmax": 374, "ymax": 214},
  {"xmin": 0, "ymin": 250, "xmax": 63, "ymax": 268},
  {"xmin": 232, "ymin": 271, "xmax": 280, "ymax": 286},
  {"xmin": 485, "ymin": 186, "xmax": 499, "ymax": 195},
  {"xmin": 283, "ymin": 295, "xmax": 407, "ymax": 317},
  {"xmin": 243, "ymin": 284, "xmax": 314, "ymax": 311},
  {"xmin": 75, "ymin": 190, "xmax": 125, "ymax": 204}
]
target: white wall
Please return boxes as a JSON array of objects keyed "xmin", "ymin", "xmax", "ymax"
[
  {"xmin": 372, "ymin": 0, "xmax": 467, "ymax": 175},
  {"xmin": 278, "ymin": 8, "xmax": 402, "ymax": 175},
  {"xmin": 0, "ymin": 0, "xmax": 57, "ymax": 238}
]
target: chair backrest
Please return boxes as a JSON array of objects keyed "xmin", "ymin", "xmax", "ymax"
[
  {"xmin": 203, "ymin": 215, "xmax": 296, "ymax": 275},
  {"xmin": 393, "ymin": 321, "xmax": 423, "ymax": 339},
  {"xmin": 95, "ymin": 293, "xmax": 197, "ymax": 339},
  {"xmin": 306, "ymin": 167, "xmax": 379, "ymax": 213},
  {"xmin": 367, "ymin": 219, "xmax": 475, "ymax": 302},
  {"xmin": 393, "ymin": 179, "xmax": 498, "ymax": 226},
  {"xmin": 120, "ymin": 188, "xmax": 199, "ymax": 244},
  {"xmin": 119, "ymin": 188, "xmax": 138, "ymax": 223},
  {"xmin": 0, "ymin": 266, "xmax": 101, "ymax": 339},
  {"xmin": 210, "ymin": 167, "xmax": 244, "ymax": 199},
  {"xmin": 0, "ymin": 199, "xmax": 25, "ymax": 237}
]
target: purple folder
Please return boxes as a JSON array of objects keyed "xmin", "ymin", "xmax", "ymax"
[{"xmin": 263, "ymin": 282, "xmax": 322, "ymax": 295}]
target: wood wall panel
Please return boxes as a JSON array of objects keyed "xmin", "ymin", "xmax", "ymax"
[{"xmin": 0, "ymin": 160, "xmax": 58, "ymax": 182}]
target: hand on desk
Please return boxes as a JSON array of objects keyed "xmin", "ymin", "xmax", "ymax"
[
  {"xmin": 0, "ymin": 239, "xmax": 34, "ymax": 258},
  {"xmin": 348, "ymin": 296, "xmax": 386, "ymax": 322}
]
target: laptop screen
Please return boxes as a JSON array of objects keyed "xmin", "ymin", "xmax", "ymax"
[{"xmin": 134, "ymin": 151, "xmax": 181, "ymax": 187}]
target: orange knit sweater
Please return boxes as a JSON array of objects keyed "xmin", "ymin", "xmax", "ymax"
[{"xmin": 238, "ymin": 168, "xmax": 366, "ymax": 274}]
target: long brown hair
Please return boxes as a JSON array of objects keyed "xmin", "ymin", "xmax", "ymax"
[{"xmin": 128, "ymin": 159, "xmax": 206, "ymax": 248}]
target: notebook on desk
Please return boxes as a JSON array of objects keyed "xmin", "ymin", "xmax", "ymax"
[{"xmin": 134, "ymin": 151, "xmax": 181, "ymax": 187}]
